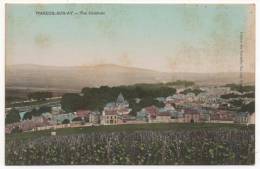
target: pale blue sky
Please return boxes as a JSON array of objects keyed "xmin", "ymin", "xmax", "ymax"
[{"xmin": 6, "ymin": 4, "xmax": 255, "ymax": 73}]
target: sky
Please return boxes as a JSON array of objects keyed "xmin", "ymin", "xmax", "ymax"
[{"xmin": 6, "ymin": 4, "xmax": 255, "ymax": 73}]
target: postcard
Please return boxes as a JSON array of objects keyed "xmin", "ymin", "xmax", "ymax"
[{"xmin": 5, "ymin": 3, "xmax": 255, "ymax": 165}]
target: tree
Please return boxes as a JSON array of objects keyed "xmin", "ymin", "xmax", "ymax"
[
  {"xmin": 30, "ymin": 108, "xmax": 41, "ymax": 117},
  {"xmin": 27, "ymin": 91, "xmax": 53, "ymax": 100},
  {"xmin": 240, "ymin": 101, "xmax": 255, "ymax": 114},
  {"xmin": 23, "ymin": 111, "xmax": 32, "ymax": 120},
  {"xmin": 38, "ymin": 106, "xmax": 51, "ymax": 114},
  {"xmin": 5, "ymin": 108, "xmax": 20, "ymax": 124},
  {"xmin": 180, "ymin": 88, "xmax": 204, "ymax": 96},
  {"xmin": 11, "ymin": 126, "xmax": 22, "ymax": 133},
  {"xmin": 129, "ymin": 96, "xmax": 165, "ymax": 116},
  {"xmin": 224, "ymin": 84, "xmax": 255, "ymax": 93},
  {"xmin": 62, "ymin": 119, "xmax": 70, "ymax": 124},
  {"xmin": 62, "ymin": 84, "xmax": 176, "ymax": 112},
  {"xmin": 61, "ymin": 93, "xmax": 84, "ymax": 112},
  {"xmin": 72, "ymin": 117, "xmax": 82, "ymax": 122}
]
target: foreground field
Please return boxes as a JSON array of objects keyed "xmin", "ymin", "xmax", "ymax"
[{"xmin": 6, "ymin": 123, "xmax": 255, "ymax": 165}]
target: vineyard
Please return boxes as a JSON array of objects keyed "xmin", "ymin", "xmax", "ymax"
[{"xmin": 6, "ymin": 124, "xmax": 254, "ymax": 165}]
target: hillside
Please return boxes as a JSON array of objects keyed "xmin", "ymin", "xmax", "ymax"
[{"xmin": 6, "ymin": 64, "xmax": 255, "ymax": 90}]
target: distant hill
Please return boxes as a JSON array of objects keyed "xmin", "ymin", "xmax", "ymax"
[{"xmin": 6, "ymin": 64, "xmax": 255, "ymax": 90}]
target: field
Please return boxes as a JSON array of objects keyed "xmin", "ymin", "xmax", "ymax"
[{"xmin": 5, "ymin": 123, "xmax": 255, "ymax": 165}]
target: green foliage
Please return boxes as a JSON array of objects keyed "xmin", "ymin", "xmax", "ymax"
[
  {"xmin": 229, "ymin": 99, "xmax": 243, "ymax": 107},
  {"xmin": 180, "ymin": 88, "xmax": 204, "ymax": 96},
  {"xmin": 62, "ymin": 84, "xmax": 176, "ymax": 112},
  {"xmin": 62, "ymin": 119, "xmax": 70, "ymax": 124},
  {"xmin": 221, "ymin": 93, "xmax": 240, "ymax": 99},
  {"xmin": 11, "ymin": 126, "xmax": 22, "ymax": 134},
  {"xmin": 240, "ymin": 101, "xmax": 255, "ymax": 114},
  {"xmin": 224, "ymin": 84, "xmax": 255, "ymax": 93},
  {"xmin": 23, "ymin": 111, "xmax": 32, "ymax": 120},
  {"xmin": 129, "ymin": 96, "xmax": 164, "ymax": 115},
  {"xmin": 72, "ymin": 117, "xmax": 82, "ymax": 122},
  {"xmin": 38, "ymin": 106, "xmax": 52, "ymax": 114},
  {"xmin": 61, "ymin": 93, "xmax": 84, "ymax": 112},
  {"xmin": 5, "ymin": 108, "xmax": 20, "ymax": 124},
  {"xmin": 23, "ymin": 106, "xmax": 52, "ymax": 120},
  {"xmin": 6, "ymin": 127, "xmax": 255, "ymax": 165},
  {"xmin": 27, "ymin": 91, "xmax": 53, "ymax": 101},
  {"xmin": 165, "ymin": 80, "xmax": 195, "ymax": 87},
  {"xmin": 221, "ymin": 92, "xmax": 255, "ymax": 99},
  {"xmin": 242, "ymin": 92, "xmax": 255, "ymax": 98}
]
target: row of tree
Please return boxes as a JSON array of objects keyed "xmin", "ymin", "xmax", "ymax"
[
  {"xmin": 5, "ymin": 106, "xmax": 52, "ymax": 124},
  {"xmin": 180, "ymin": 88, "xmax": 204, "ymax": 96},
  {"xmin": 224, "ymin": 84, "xmax": 255, "ymax": 93},
  {"xmin": 165, "ymin": 80, "xmax": 195, "ymax": 87},
  {"xmin": 61, "ymin": 84, "xmax": 177, "ymax": 113},
  {"xmin": 220, "ymin": 92, "xmax": 254, "ymax": 99},
  {"xmin": 23, "ymin": 106, "xmax": 52, "ymax": 120},
  {"xmin": 27, "ymin": 92, "xmax": 53, "ymax": 101}
]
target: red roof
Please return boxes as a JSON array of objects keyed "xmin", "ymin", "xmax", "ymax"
[
  {"xmin": 144, "ymin": 106, "xmax": 158, "ymax": 118},
  {"xmin": 183, "ymin": 109, "xmax": 199, "ymax": 115},
  {"xmin": 117, "ymin": 108, "xmax": 130, "ymax": 112},
  {"xmin": 211, "ymin": 111, "xmax": 234, "ymax": 121},
  {"xmin": 158, "ymin": 111, "xmax": 171, "ymax": 116},
  {"xmin": 76, "ymin": 110, "xmax": 91, "ymax": 117},
  {"xmin": 104, "ymin": 110, "xmax": 117, "ymax": 115}
]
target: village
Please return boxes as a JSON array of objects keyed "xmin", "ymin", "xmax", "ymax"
[{"xmin": 5, "ymin": 85, "xmax": 255, "ymax": 134}]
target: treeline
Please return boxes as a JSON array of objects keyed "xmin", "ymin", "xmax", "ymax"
[
  {"xmin": 240, "ymin": 101, "xmax": 255, "ymax": 114},
  {"xmin": 61, "ymin": 84, "xmax": 177, "ymax": 113},
  {"xmin": 5, "ymin": 106, "xmax": 52, "ymax": 124},
  {"xmin": 221, "ymin": 92, "xmax": 254, "ymax": 99},
  {"xmin": 224, "ymin": 84, "xmax": 255, "ymax": 93},
  {"xmin": 165, "ymin": 80, "xmax": 195, "ymax": 87},
  {"xmin": 27, "ymin": 92, "xmax": 53, "ymax": 101},
  {"xmin": 5, "ymin": 109, "xmax": 20, "ymax": 124},
  {"xmin": 23, "ymin": 106, "xmax": 52, "ymax": 120},
  {"xmin": 180, "ymin": 88, "xmax": 204, "ymax": 96}
]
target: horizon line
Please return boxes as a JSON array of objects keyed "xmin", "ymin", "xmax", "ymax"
[{"xmin": 5, "ymin": 63, "xmax": 255, "ymax": 74}]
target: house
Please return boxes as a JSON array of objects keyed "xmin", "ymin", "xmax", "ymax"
[
  {"xmin": 170, "ymin": 110, "xmax": 184, "ymax": 122},
  {"xmin": 155, "ymin": 97, "xmax": 165, "ymax": 102},
  {"xmin": 134, "ymin": 98, "xmax": 142, "ymax": 103},
  {"xmin": 89, "ymin": 111, "xmax": 101, "ymax": 124},
  {"xmin": 120, "ymin": 115, "xmax": 137, "ymax": 124},
  {"xmin": 16, "ymin": 116, "xmax": 50, "ymax": 132},
  {"xmin": 164, "ymin": 103, "xmax": 175, "ymax": 111},
  {"xmin": 210, "ymin": 110, "xmax": 234, "ymax": 123},
  {"xmin": 144, "ymin": 106, "xmax": 158, "ymax": 123},
  {"xmin": 42, "ymin": 112, "xmax": 53, "ymax": 120},
  {"xmin": 183, "ymin": 109, "xmax": 200, "ymax": 123},
  {"xmin": 101, "ymin": 93, "xmax": 131, "ymax": 125},
  {"xmin": 5, "ymin": 122, "xmax": 20, "ymax": 134},
  {"xmin": 235, "ymin": 112, "xmax": 255, "ymax": 124},
  {"xmin": 235, "ymin": 112, "xmax": 248, "ymax": 124},
  {"xmin": 101, "ymin": 110, "xmax": 118, "ymax": 125},
  {"xmin": 186, "ymin": 93, "xmax": 196, "ymax": 102},
  {"xmin": 52, "ymin": 113, "xmax": 76, "ymax": 124},
  {"xmin": 156, "ymin": 111, "xmax": 171, "ymax": 123},
  {"xmin": 199, "ymin": 113, "xmax": 210, "ymax": 122},
  {"xmin": 116, "ymin": 93, "xmax": 129, "ymax": 108},
  {"xmin": 51, "ymin": 105, "xmax": 63, "ymax": 115},
  {"xmin": 75, "ymin": 110, "xmax": 91, "ymax": 121},
  {"xmin": 136, "ymin": 110, "xmax": 148, "ymax": 122},
  {"xmin": 19, "ymin": 111, "xmax": 27, "ymax": 121},
  {"xmin": 248, "ymin": 112, "xmax": 255, "ymax": 124},
  {"xmin": 136, "ymin": 106, "xmax": 158, "ymax": 123},
  {"xmin": 103, "ymin": 93, "xmax": 131, "ymax": 115}
]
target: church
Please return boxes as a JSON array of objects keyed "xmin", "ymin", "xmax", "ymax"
[{"xmin": 101, "ymin": 93, "xmax": 132, "ymax": 125}]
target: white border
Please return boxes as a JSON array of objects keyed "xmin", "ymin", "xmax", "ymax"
[{"xmin": 0, "ymin": 0, "xmax": 258, "ymax": 169}]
